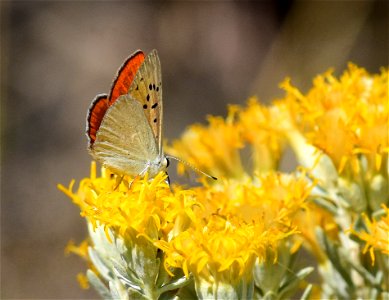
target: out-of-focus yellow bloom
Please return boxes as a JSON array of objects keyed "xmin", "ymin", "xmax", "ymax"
[
  {"xmin": 238, "ymin": 97, "xmax": 287, "ymax": 173},
  {"xmin": 167, "ymin": 98, "xmax": 288, "ymax": 180},
  {"xmin": 64, "ymin": 240, "xmax": 93, "ymax": 289},
  {"xmin": 76, "ymin": 273, "xmax": 90, "ymax": 289},
  {"xmin": 282, "ymin": 64, "xmax": 388, "ymax": 175},
  {"xmin": 65, "ymin": 239, "xmax": 90, "ymax": 260},
  {"xmin": 167, "ymin": 107, "xmax": 245, "ymax": 180},
  {"xmin": 294, "ymin": 204, "xmax": 338, "ymax": 263},
  {"xmin": 351, "ymin": 205, "xmax": 389, "ymax": 264}
]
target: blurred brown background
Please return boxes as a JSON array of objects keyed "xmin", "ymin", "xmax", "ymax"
[{"xmin": 1, "ymin": 1, "xmax": 387, "ymax": 299}]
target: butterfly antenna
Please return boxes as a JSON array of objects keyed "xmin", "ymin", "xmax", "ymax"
[{"xmin": 166, "ymin": 155, "xmax": 217, "ymax": 180}]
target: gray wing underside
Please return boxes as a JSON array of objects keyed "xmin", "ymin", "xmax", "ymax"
[
  {"xmin": 129, "ymin": 49, "xmax": 163, "ymax": 155},
  {"xmin": 90, "ymin": 94, "xmax": 158, "ymax": 176}
]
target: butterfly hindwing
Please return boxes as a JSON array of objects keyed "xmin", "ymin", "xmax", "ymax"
[
  {"xmin": 129, "ymin": 50, "xmax": 163, "ymax": 155},
  {"xmin": 91, "ymin": 94, "xmax": 159, "ymax": 176},
  {"xmin": 87, "ymin": 94, "xmax": 109, "ymax": 146}
]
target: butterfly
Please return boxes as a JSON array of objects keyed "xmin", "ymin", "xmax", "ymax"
[{"xmin": 86, "ymin": 49, "xmax": 169, "ymax": 178}]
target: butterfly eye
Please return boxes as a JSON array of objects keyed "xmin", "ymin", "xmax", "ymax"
[{"xmin": 166, "ymin": 157, "xmax": 170, "ymax": 168}]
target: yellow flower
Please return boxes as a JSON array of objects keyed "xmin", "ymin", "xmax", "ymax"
[
  {"xmin": 281, "ymin": 64, "xmax": 388, "ymax": 175},
  {"xmin": 155, "ymin": 172, "xmax": 311, "ymax": 286},
  {"xmin": 76, "ymin": 273, "xmax": 90, "ymax": 289},
  {"xmin": 238, "ymin": 98, "xmax": 287, "ymax": 173},
  {"xmin": 59, "ymin": 163, "xmax": 202, "ymax": 298},
  {"xmin": 294, "ymin": 204, "xmax": 338, "ymax": 263},
  {"xmin": 65, "ymin": 239, "xmax": 90, "ymax": 260},
  {"xmin": 167, "ymin": 98, "xmax": 288, "ymax": 180},
  {"xmin": 58, "ymin": 162, "xmax": 189, "ymax": 239},
  {"xmin": 64, "ymin": 240, "xmax": 93, "ymax": 289},
  {"xmin": 157, "ymin": 215, "xmax": 260, "ymax": 282},
  {"xmin": 351, "ymin": 205, "xmax": 389, "ymax": 264},
  {"xmin": 167, "ymin": 106, "xmax": 245, "ymax": 179},
  {"xmin": 60, "ymin": 161, "xmax": 312, "ymax": 298}
]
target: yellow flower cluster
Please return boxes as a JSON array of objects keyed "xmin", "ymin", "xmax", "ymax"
[
  {"xmin": 282, "ymin": 64, "xmax": 388, "ymax": 174},
  {"xmin": 60, "ymin": 64, "xmax": 388, "ymax": 299},
  {"xmin": 167, "ymin": 98, "xmax": 287, "ymax": 179},
  {"xmin": 59, "ymin": 163, "xmax": 189, "ymax": 239},
  {"xmin": 351, "ymin": 205, "xmax": 389, "ymax": 264},
  {"xmin": 59, "ymin": 161, "xmax": 312, "ymax": 289},
  {"xmin": 157, "ymin": 173, "xmax": 311, "ymax": 281},
  {"xmin": 276, "ymin": 64, "xmax": 388, "ymax": 298}
]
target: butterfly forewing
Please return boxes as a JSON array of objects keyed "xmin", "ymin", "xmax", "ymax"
[
  {"xmin": 129, "ymin": 50, "xmax": 163, "ymax": 155},
  {"xmin": 91, "ymin": 94, "xmax": 159, "ymax": 176},
  {"xmin": 109, "ymin": 50, "xmax": 145, "ymax": 105}
]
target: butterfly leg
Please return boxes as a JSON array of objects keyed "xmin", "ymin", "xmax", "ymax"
[
  {"xmin": 129, "ymin": 175, "xmax": 141, "ymax": 190},
  {"xmin": 114, "ymin": 175, "xmax": 124, "ymax": 190},
  {"xmin": 128, "ymin": 164, "xmax": 150, "ymax": 189},
  {"xmin": 139, "ymin": 164, "xmax": 150, "ymax": 178},
  {"xmin": 165, "ymin": 172, "xmax": 170, "ymax": 185}
]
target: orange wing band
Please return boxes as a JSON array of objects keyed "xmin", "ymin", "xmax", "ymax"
[
  {"xmin": 87, "ymin": 50, "xmax": 146, "ymax": 147},
  {"xmin": 109, "ymin": 50, "xmax": 145, "ymax": 104},
  {"xmin": 87, "ymin": 94, "xmax": 109, "ymax": 146}
]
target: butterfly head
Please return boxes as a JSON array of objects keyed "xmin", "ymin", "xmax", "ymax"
[{"xmin": 147, "ymin": 156, "xmax": 169, "ymax": 178}]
